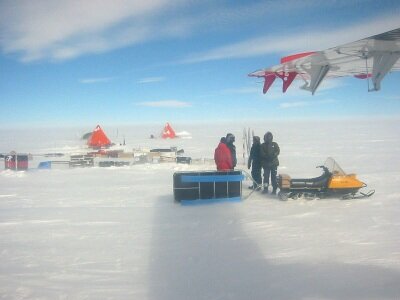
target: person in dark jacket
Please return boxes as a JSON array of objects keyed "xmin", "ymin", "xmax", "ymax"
[
  {"xmin": 260, "ymin": 132, "xmax": 280, "ymax": 194},
  {"xmin": 225, "ymin": 133, "xmax": 237, "ymax": 170},
  {"xmin": 248, "ymin": 136, "xmax": 262, "ymax": 190},
  {"xmin": 214, "ymin": 137, "xmax": 233, "ymax": 171}
]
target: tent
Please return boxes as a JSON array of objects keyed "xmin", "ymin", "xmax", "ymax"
[
  {"xmin": 161, "ymin": 123, "xmax": 176, "ymax": 139},
  {"xmin": 87, "ymin": 125, "xmax": 112, "ymax": 148},
  {"xmin": 81, "ymin": 132, "xmax": 92, "ymax": 140}
]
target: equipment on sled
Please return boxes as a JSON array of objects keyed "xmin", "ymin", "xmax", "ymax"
[
  {"xmin": 277, "ymin": 158, "xmax": 375, "ymax": 200},
  {"xmin": 173, "ymin": 170, "xmax": 244, "ymax": 205}
]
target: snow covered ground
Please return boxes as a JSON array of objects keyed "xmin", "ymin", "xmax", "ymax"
[{"xmin": 1, "ymin": 118, "xmax": 400, "ymax": 300}]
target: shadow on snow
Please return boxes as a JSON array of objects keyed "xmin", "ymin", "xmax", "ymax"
[{"xmin": 148, "ymin": 195, "xmax": 400, "ymax": 300}]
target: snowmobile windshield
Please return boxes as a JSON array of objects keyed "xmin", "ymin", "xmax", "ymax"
[{"xmin": 323, "ymin": 157, "xmax": 346, "ymax": 175}]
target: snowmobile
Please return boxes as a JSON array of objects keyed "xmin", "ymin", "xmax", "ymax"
[{"xmin": 277, "ymin": 157, "xmax": 375, "ymax": 200}]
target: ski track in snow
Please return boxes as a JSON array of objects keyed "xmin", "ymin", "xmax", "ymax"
[
  {"xmin": 0, "ymin": 119, "xmax": 400, "ymax": 299},
  {"xmin": 0, "ymin": 194, "xmax": 17, "ymax": 198}
]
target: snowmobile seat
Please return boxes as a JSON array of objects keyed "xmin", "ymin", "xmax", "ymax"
[{"xmin": 290, "ymin": 172, "xmax": 330, "ymax": 189}]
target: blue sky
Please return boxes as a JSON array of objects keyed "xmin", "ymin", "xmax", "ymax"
[{"xmin": 1, "ymin": 0, "xmax": 400, "ymax": 128}]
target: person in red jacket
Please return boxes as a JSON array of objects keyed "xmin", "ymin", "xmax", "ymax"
[{"xmin": 214, "ymin": 137, "xmax": 233, "ymax": 171}]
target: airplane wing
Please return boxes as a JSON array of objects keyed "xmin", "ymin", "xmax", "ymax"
[{"xmin": 249, "ymin": 27, "xmax": 400, "ymax": 95}]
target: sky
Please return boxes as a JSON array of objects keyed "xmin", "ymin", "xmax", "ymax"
[{"xmin": 1, "ymin": 0, "xmax": 400, "ymax": 128}]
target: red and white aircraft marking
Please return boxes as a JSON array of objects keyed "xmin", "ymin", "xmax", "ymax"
[{"xmin": 249, "ymin": 27, "xmax": 400, "ymax": 95}]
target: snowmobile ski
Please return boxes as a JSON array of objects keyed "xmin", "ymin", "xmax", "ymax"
[{"xmin": 277, "ymin": 158, "xmax": 375, "ymax": 201}]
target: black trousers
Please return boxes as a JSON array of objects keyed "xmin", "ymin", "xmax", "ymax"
[
  {"xmin": 251, "ymin": 165, "xmax": 262, "ymax": 185},
  {"xmin": 263, "ymin": 166, "xmax": 278, "ymax": 189}
]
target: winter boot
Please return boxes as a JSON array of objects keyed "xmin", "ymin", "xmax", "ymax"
[{"xmin": 262, "ymin": 184, "xmax": 269, "ymax": 194}]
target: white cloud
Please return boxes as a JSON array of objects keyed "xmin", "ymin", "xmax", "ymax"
[
  {"xmin": 250, "ymin": 76, "xmax": 346, "ymax": 99},
  {"xmin": 280, "ymin": 101, "xmax": 309, "ymax": 109},
  {"xmin": 1, "ymin": 1, "xmax": 399, "ymax": 64},
  {"xmin": 0, "ymin": 0, "xmax": 187, "ymax": 62},
  {"xmin": 180, "ymin": 13, "xmax": 400, "ymax": 64},
  {"xmin": 317, "ymin": 78, "xmax": 346, "ymax": 92},
  {"xmin": 279, "ymin": 99, "xmax": 335, "ymax": 109},
  {"xmin": 136, "ymin": 100, "xmax": 191, "ymax": 107},
  {"xmin": 79, "ymin": 77, "xmax": 113, "ymax": 84},
  {"xmin": 137, "ymin": 77, "xmax": 165, "ymax": 84}
]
